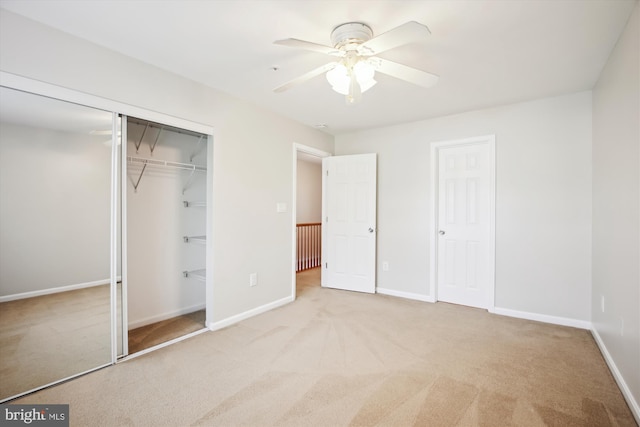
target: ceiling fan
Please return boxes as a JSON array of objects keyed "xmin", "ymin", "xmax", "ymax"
[{"xmin": 273, "ymin": 21, "xmax": 439, "ymax": 104}]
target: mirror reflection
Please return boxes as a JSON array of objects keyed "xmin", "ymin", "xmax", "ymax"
[{"xmin": 0, "ymin": 87, "xmax": 115, "ymax": 401}]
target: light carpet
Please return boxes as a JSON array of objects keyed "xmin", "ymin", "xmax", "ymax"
[
  {"xmin": 0, "ymin": 285, "xmax": 112, "ymax": 401},
  {"xmin": 11, "ymin": 268, "xmax": 636, "ymax": 426}
]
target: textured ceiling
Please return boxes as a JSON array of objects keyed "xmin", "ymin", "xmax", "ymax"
[{"xmin": 0, "ymin": 0, "xmax": 636, "ymax": 135}]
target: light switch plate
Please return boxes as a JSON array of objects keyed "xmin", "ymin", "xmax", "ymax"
[{"xmin": 277, "ymin": 202, "xmax": 287, "ymax": 213}]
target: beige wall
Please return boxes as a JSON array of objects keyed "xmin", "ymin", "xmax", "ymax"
[
  {"xmin": 0, "ymin": 122, "xmax": 111, "ymax": 296},
  {"xmin": 296, "ymin": 159, "xmax": 322, "ymax": 224},
  {"xmin": 592, "ymin": 2, "xmax": 640, "ymax": 416}
]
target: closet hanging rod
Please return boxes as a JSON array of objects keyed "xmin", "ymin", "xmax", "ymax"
[{"xmin": 127, "ymin": 156, "xmax": 206, "ymax": 172}]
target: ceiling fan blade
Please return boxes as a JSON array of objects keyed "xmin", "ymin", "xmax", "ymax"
[
  {"xmin": 371, "ymin": 57, "xmax": 439, "ymax": 88},
  {"xmin": 273, "ymin": 62, "xmax": 338, "ymax": 93},
  {"xmin": 274, "ymin": 39, "xmax": 343, "ymax": 57},
  {"xmin": 358, "ymin": 21, "xmax": 431, "ymax": 56}
]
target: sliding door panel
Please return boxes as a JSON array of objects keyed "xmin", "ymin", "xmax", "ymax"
[{"xmin": 0, "ymin": 87, "xmax": 114, "ymax": 401}]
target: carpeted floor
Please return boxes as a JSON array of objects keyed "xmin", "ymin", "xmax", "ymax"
[
  {"xmin": 10, "ymin": 268, "xmax": 637, "ymax": 426},
  {"xmin": 0, "ymin": 285, "xmax": 113, "ymax": 401}
]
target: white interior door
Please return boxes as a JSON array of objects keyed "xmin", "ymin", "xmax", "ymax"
[
  {"xmin": 322, "ymin": 154, "xmax": 377, "ymax": 293},
  {"xmin": 437, "ymin": 142, "xmax": 493, "ymax": 308}
]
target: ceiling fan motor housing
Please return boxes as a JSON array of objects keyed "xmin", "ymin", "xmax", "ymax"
[{"xmin": 331, "ymin": 22, "xmax": 373, "ymax": 49}]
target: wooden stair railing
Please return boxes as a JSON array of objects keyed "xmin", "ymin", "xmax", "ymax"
[{"xmin": 296, "ymin": 223, "xmax": 321, "ymax": 271}]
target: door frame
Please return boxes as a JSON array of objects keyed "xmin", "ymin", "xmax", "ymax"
[
  {"xmin": 291, "ymin": 143, "xmax": 332, "ymax": 299},
  {"xmin": 429, "ymin": 135, "xmax": 496, "ymax": 310}
]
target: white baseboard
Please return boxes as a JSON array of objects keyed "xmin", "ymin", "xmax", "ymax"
[
  {"xmin": 591, "ymin": 328, "xmax": 640, "ymax": 424},
  {"xmin": 207, "ymin": 295, "xmax": 294, "ymax": 332},
  {"xmin": 0, "ymin": 278, "xmax": 112, "ymax": 303},
  {"xmin": 128, "ymin": 303, "xmax": 206, "ymax": 329},
  {"xmin": 491, "ymin": 306, "xmax": 591, "ymax": 329},
  {"xmin": 376, "ymin": 287, "xmax": 435, "ymax": 302}
]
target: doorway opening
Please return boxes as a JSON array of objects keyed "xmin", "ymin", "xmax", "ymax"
[
  {"xmin": 122, "ymin": 116, "xmax": 212, "ymax": 356},
  {"xmin": 292, "ymin": 144, "xmax": 331, "ymax": 299}
]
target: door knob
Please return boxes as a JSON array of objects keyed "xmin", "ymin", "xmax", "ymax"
[
  {"xmin": 369, "ymin": 227, "xmax": 375, "ymax": 233},
  {"xmin": 439, "ymin": 230, "xmax": 445, "ymax": 235}
]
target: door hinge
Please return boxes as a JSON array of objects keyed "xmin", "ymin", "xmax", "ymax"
[
  {"xmin": 326, "ymin": 170, "xmax": 329, "ymax": 176},
  {"xmin": 325, "ymin": 262, "xmax": 328, "ymax": 269}
]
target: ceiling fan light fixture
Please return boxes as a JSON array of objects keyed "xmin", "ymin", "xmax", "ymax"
[
  {"xmin": 326, "ymin": 59, "xmax": 376, "ymax": 97},
  {"xmin": 326, "ymin": 63, "xmax": 350, "ymax": 95},
  {"xmin": 353, "ymin": 60, "xmax": 376, "ymax": 92}
]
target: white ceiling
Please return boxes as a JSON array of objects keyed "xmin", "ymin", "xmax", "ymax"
[{"xmin": 0, "ymin": 0, "xmax": 636, "ymax": 135}]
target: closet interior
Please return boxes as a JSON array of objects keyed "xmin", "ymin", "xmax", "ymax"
[{"xmin": 124, "ymin": 117, "xmax": 209, "ymax": 354}]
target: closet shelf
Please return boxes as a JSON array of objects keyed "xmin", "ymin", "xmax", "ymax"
[
  {"xmin": 127, "ymin": 156, "xmax": 206, "ymax": 192},
  {"xmin": 183, "ymin": 269, "xmax": 206, "ymax": 282},
  {"xmin": 127, "ymin": 156, "xmax": 206, "ymax": 172},
  {"xmin": 183, "ymin": 235, "xmax": 206, "ymax": 244},
  {"xmin": 183, "ymin": 201, "xmax": 206, "ymax": 208}
]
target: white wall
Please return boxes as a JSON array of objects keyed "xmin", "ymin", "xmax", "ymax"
[
  {"xmin": 0, "ymin": 122, "xmax": 111, "ymax": 297},
  {"xmin": 335, "ymin": 91, "xmax": 593, "ymax": 323},
  {"xmin": 592, "ymin": 2, "xmax": 639, "ymax": 417},
  {"xmin": 296, "ymin": 159, "xmax": 322, "ymax": 223},
  {"xmin": 0, "ymin": 10, "xmax": 334, "ymax": 322},
  {"xmin": 126, "ymin": 122, "xmax": 207, "ymax": 328}
]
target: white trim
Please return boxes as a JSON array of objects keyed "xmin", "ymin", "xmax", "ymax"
[
  {"xmin": 0, "ymin": 278, "xmax": 114, "ymax": 303},
  {"xmin": 291, "ymin": 143, "xmax": 332, "ymax": 300},
  {"xmin": 109, "ymin": 111, "xmax": 118, "ymax": 364},
  {"xmin": 207, "ymin": 296, "xmax": 293, "ymax": 331},
  {"xmin": 118, "ymin": 328, "xmax": 209, "ymax": 363},
  {"xmin": 376, "ymin": 287, "xmax": 435, "ymax": 303},
  {"xmin": 429, "ymin": 134, "xmax": 496, "ymax": 310},
  {"xmin": 591, "ymin": 328, "xmax": 640, "ymax": 424},
  {"xmin": 0, "ymin": 71, "xmax": 214, "ymax": 135},
  {"xmin": 0, "ymin": 362, "xmax": 112, "ymax": 404},
  {"xmin": 120, "ymin": 115, "xmax": 129, "ymax": 357},
  {"xmin": 127, "ymin": 303, "xmax": 206, "ymax": 330},
  {"xmin": 491, "ymin": 306, "xmax": 591, "ymax": 330},
  {"xmin": 205, "ymin": 135, "xmax": 215, "ymax": 330}
]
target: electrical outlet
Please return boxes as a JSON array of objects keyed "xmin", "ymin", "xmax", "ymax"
[
  {"xmin": 250, "ymin": 273, "xmax": 257, "ymax": 287},
  {"xmin": 382, "ymin": 262, "xmax": 389, "ymax": 272},
  {"xmin": 601, "ymin": 296, "xmax": 605, "ymax": 313}
]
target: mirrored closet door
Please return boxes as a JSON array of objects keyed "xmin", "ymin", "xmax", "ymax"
[{"xmin": 0, "ymin": 87, "xmax": 121, "ymax": 401}]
